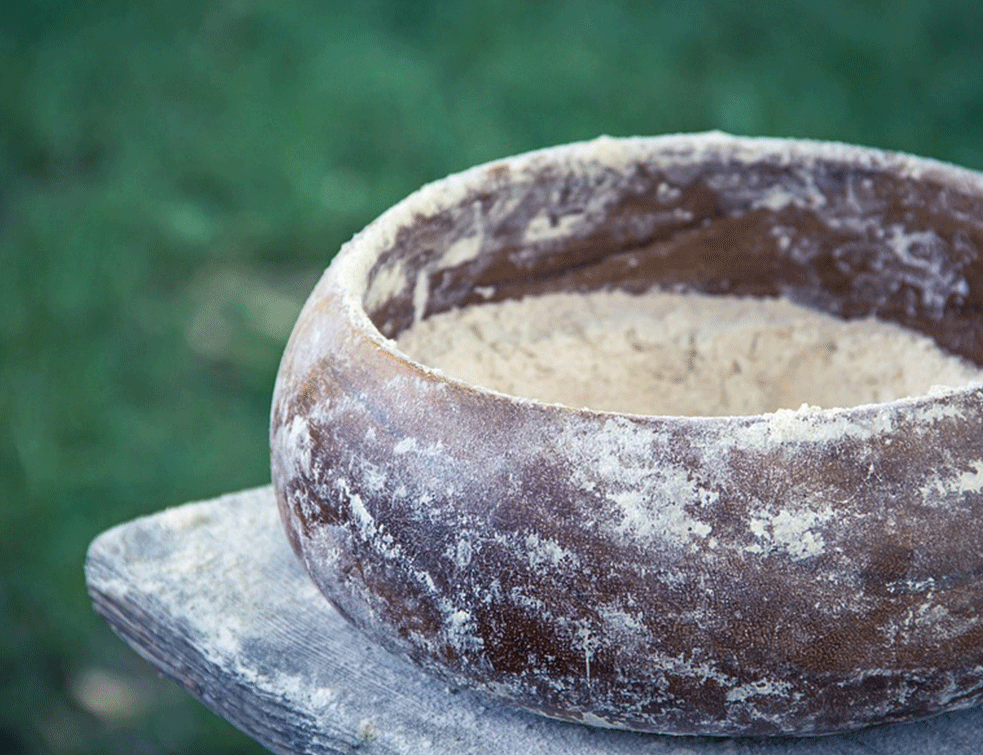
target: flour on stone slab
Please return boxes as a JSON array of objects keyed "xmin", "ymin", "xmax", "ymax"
[{"xmin": 395, "ymin": 290, "xmax": 983, "ymax": 416}]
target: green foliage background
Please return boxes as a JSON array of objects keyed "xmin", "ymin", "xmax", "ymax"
[{"xmin": 1, "ymin": 1, "xmax": 981, "ymax": 752}]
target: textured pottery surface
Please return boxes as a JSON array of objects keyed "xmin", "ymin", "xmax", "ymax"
[{"xmin": 270, "ymin": 134, "xmax": 983, "ymax": 736}]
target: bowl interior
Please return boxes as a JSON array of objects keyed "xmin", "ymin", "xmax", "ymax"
[{"xmin": 351, "ymin": 135, "xmax": 983, "ymax": 369}]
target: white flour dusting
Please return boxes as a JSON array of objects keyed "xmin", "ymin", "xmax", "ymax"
[{"xmin": 395, "ymin": 290, "xmax": 983, "ymax": 416}]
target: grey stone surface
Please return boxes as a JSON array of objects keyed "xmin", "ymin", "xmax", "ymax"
[{"xmin": 85, "ymin": 485, "xmax": 983, "ymax": 754}]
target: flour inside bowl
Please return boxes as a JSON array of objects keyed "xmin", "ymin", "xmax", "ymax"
[{"xmin": 394, "ymin": 290, "xmax": 983, "ymax": 416}]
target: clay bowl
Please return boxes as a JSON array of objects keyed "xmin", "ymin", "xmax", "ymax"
[{"xmin": 270, "ymin": 134, "xmax": 983, "ymax": 737}]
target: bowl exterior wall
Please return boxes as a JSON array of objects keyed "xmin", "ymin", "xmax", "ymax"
[{"xmin": 271, "ymin": 135, "xmax": 983, "ymax": 736}]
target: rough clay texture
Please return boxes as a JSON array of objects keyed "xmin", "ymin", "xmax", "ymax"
[
  {"xmin": 395, "ymin": 290, "xmax": 983, "ymax": 416},
  {"xmin": 271, "ymin": 134, "xmax": 983, "ymax": 737}
]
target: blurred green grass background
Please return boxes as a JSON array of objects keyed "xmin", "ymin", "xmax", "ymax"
[{"xmin": 1, "ymin": 0, "xmax": 982, "ymax": 752}]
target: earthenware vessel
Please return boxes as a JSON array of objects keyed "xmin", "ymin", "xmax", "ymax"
[{"xmin": 271, "ymin": 134, "xmax": 983, "ymax": 736}]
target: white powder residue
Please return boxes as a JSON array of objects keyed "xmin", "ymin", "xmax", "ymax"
[{"xmin": 395, "ymin": 290, "xmax": 983, "ymax": 416}]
